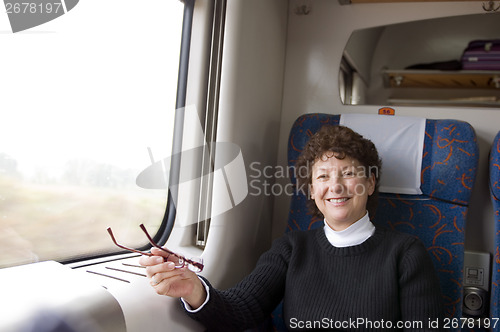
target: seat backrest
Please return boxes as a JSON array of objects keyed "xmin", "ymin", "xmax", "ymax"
[
  {"xmin": 489, "ymin": 131, "xmax": 500, "ymax": 331},
  {"xmin": 272, "ymin": 113, "xmax": 479, "ymax": 328}
]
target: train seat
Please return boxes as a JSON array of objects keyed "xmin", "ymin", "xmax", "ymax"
[
  {"xmin": 271, "ymin": 113, "xmax": 479, "ymax": 331},
  {"xmin": 489, "ymin": 131, "xmax": 500, "ymax": 331}
]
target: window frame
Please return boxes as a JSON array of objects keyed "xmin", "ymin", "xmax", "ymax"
[{"xmin": 153, "ymin": 0, "xmax": 196, "ymax": 247}]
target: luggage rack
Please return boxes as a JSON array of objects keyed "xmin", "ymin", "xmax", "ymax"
[
  {"xmin": 386, "ymin": 97, "xmax": 500, "ymax": 108},
  {"xmin": 383, "ymin": 69, "xmax": 500, "ymax": 89}
]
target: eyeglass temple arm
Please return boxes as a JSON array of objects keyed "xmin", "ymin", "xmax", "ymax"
[
  {"xmin": 139, "ymin": 224, "xmax": 204, "ymax": 271},
  {"xmin": 107, "ymin": 227, "xmax": 154, "ymax": 256}
]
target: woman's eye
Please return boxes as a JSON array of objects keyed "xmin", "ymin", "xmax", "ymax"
[{"xmin": 342, "ymin": 171, "xmax": 354, "ymax": 177}]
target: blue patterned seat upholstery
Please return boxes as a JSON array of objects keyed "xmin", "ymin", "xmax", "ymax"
[
  {"xmin": 271, "ymin": 113, "xmax": 479, "ymax": 331},
  {"xmin": 490, "ymin": 131, "xmax": 500, "ymax": 332}
]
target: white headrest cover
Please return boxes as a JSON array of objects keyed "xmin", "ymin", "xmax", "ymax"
[{"xmin": 340, "ymin": 114, "xmax": 425, "ymax": 195}]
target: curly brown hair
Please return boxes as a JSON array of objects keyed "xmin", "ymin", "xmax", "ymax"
[{"xmin": 294, "ymin": 125, "xmax": 382, "ymax": 219}]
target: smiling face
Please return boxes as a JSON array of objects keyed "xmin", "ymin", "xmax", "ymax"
[{"xmin": 311, "ymin": 153, "xmax": 375, "ymax": 231}]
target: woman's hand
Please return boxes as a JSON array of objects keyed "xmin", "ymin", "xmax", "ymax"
[{"xmin": 139, "ymin": 247, "xmax": 207, "ymax": 309}]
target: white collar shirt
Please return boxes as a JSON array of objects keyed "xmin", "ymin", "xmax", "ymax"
[{"xmin": 323, "ymin": 212, "xmax": 375, "ymax": 248}]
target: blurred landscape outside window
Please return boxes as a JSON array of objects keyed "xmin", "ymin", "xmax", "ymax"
[{"xmin": 0, "ymin": 0, "xmax": 184, "ymax": 267}]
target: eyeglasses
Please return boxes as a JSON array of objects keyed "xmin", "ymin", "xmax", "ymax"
[{"xmin": 106, "ymin": 224, "xmax": 204, "ymax": 273}]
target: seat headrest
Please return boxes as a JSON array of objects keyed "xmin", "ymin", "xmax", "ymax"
[
  {"xmin": 340, "ymin": 114, "xmax": 425, "ymax": 195},
  {"xmin": 288, "ymin": 113, "xmax": 479, "ymax": 205}
]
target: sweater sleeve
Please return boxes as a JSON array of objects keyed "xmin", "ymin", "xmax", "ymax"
[
  {"xmin": 183, "ymin": 234, "xmax": 292, "ymax": 332},
  {"xmin": 398, "ymin": 238, "xmax": 446, "ymax": 331}
]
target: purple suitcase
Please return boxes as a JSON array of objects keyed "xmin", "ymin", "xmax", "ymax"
[{"xmin": 461, "ymin": 39, "xmax": 500, "ymax": 70}]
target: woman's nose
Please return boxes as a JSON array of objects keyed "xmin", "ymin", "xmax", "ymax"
[{"xmin": 328, "ymin": 177, "xmax": 344, "ymax": 194}]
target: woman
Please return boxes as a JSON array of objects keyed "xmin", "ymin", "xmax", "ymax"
[{"xmin": 139, "ymin": 125, "xmax": 444, "ymax": 331}]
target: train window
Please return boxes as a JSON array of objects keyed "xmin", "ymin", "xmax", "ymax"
[
  {"xmin": 341, "ymin": 13, "xmax": 500, "ymax": 107},
  {"xmin": 0, "ymin": 0, "xmax": 185, "ymax": 268}
]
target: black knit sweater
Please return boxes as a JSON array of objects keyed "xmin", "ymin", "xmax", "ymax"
[{"xmin": 185, "ymin": 227, "xmax": 445, "ymax": 331}]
